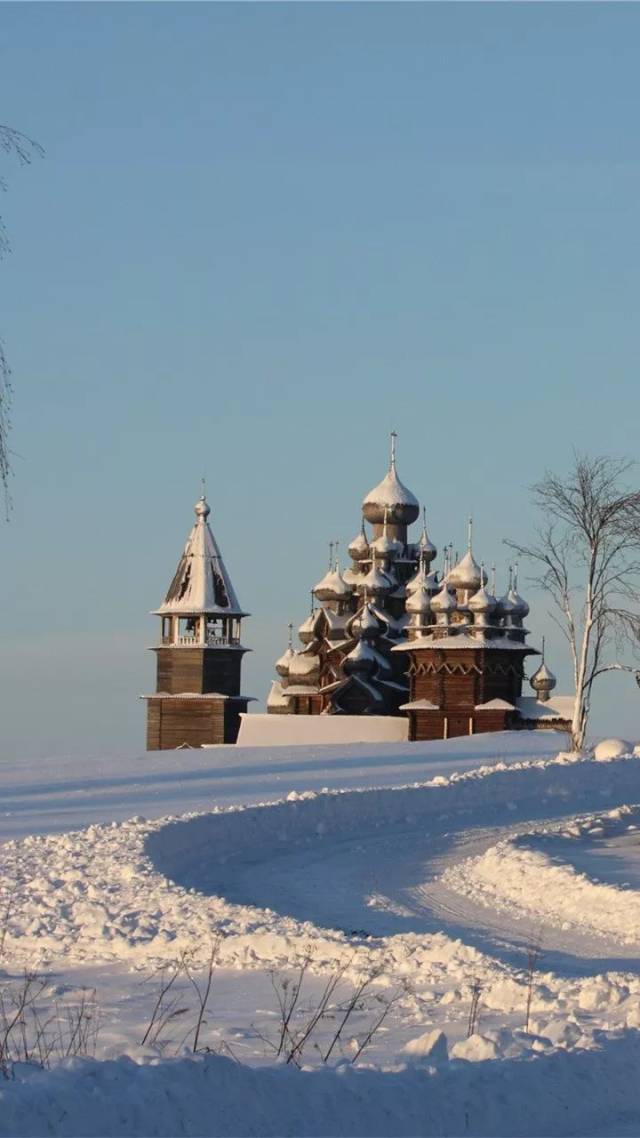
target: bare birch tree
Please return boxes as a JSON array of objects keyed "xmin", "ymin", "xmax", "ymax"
[
  {"xmin": 507, "ymin": 454, "xmax": 640, "ymax": 751},
  {"xmin": 0, "ymin": 124, "xmax": 43, "ymax": 505}
]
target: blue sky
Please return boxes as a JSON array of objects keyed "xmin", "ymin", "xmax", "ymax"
[{"xmin": 2, "ymin": 3, "xmax": 640, "ymax": 758}]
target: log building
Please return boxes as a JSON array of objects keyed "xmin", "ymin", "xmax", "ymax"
[
  {"xmin": 268, "ymin": 435, "xmax": 572, "ymax": 740},
  {"xmin": 144, "ymin": 493, "xmax": 252, "ymax": 749}
]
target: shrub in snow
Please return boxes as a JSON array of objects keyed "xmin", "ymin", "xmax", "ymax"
[
  {"xmin": 593, "ymin": 738, "xmax": 631, "ymax": 761},
  {"xmin": 403, "ymin": 1029, "xmax": 448, "ymax": 1062}
]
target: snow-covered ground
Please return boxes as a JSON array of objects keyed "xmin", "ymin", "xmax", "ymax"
[{"xmin": 2, "ymin": 731, "xmax": 640, "ymax": 1136}]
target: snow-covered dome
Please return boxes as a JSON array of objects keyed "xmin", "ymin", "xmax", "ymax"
[
  {"xmin": 507, "ymin": 568, "xmax": 530, "ymax": 622},
  {"xmin": 348, "ymin": 523, "xmax": 370, "ymax": 563},
  {"xmin": 431, "ymin": 579, "xmax": 457, "ymax": 615},
  {"xmin": 507, "ymin": 588, "xmax": 529, "ymax": 621},
  {"xmin": 287, "ymin": 651, "xmax": 320, "ymax": 681},
  {"xmin": 362, "ymin": 434, "xmax": 419, "ymax": 526},
  {"xmin": 351, "ymin": 602, "xmax": 385, "ymax": 641},
  {"xmin": 418, "ymin": 509, "xmax": 437, "ymax": 564},
  {"xmin": 342, "ymin": 566, "xmax": 362, "ymax": 587},
  {"xmin": 530, "ymin": 660, "xmax": 556, "ymax": 697},
  {"xmin": 371, "ymin": 511, "xmax": 404, "ymax": 560},
  {"xmin": 355, "ymin": 561, "xmax": 393, "ymax": 597},
  {"xmin": 298, "ymin": 610, "xmax": 321, "ymax": 645},
  {"xmin": 343, "ymin": 639, "xmax": 377, "ymax": 676},
  {"xmin": 468, "ymin": 584, "xmax": 496, "ymax": 616},
  {"xmin": 530, "ymin": 640, "xmax": 556, "ymax": 701},
  {"xmin": 275, "ymin": 645, "xmax": 295, "ymax": 677},
  {"xmin": 406, "ymin": 585, "xmax": 431, "ymax": 616},
  {"xmin": 194, "ymin": 495, "xmax": 211, "ymax": 519},
  {"xmin": 313, "ymin": 567, "xmax": 352, "ymax": 602},
  {"xmin": 448, "ymin": 549, "xmax": 485, "ymax": 593}
]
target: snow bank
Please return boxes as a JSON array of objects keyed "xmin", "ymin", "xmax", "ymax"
[
  {"xmin": 3, "ymin": 1032, "xmax": 640, "ymax": 1137},
  {"xmin": 442, "ymin": 805, "xmax": 640, "ymax": 945},
  {"xmin": 593, "ymin": 738, "xmax": 633, "ymax": 761}
]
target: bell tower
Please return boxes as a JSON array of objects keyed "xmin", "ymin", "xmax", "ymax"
[{"xmin": 144, "ymin": 492, "xmax": 251, "ymax": 749}]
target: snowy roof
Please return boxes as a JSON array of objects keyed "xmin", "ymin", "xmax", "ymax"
[
  {"xmin": 399, "ymin": 698, "xmax": 440, "ymax": 711},
  {"xmin": 281, "ymin": 684, "xmax": 320, "ymax": 696},
  {"xmin": 143, "ymin": 691, "xmax": 255, "ymax": 701},
  {"xmin": 515, "ymin": 695, "xmax": 575, "ymax": 721},
  {"xmin": 393, "ymin": 634, "xmax": 538, "ymax": 653},
  {"xmin": 266, "ymin": 681, "xmax": 291, "ymax": 709},
  {"xmin": 475, "ymin": 699, "xmax": 515, "ymax": 711},
  {"xmin": 155, "ymin": 496, "xmax": 246, "ymax": 618}
]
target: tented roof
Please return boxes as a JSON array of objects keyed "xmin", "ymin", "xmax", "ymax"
[{"xmin": 155, "ymin": 496, "xmax": 247, "ymax": 618}]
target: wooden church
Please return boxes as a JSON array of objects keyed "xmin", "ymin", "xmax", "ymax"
[
  {"xmin": 144, "ymin": 493, "xmax": 252, "ymax": 749},
  {"xmin": 267, "ymin": 434, "xmax": 572, "ymax": 740}
]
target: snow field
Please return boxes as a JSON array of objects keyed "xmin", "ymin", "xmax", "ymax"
[
  {"xmin": 3, "ymin": 753, "xmax": 640, "ymax": 1016},
  {"xmin": 4, "ymin": 743, "xmax": 640, "ymax": 1134}
]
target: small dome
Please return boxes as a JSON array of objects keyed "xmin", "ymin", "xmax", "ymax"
[
  {"xmin": 356, "ymin": 561, "xmax": 393, "ymax": 597},
  {"xmin": 313, "ymin": 567, "xmax": 353, "ymax": 602},
  {"xmin": 406, "ymin": 585, "xmax": 431, "ymax": 616},
  {"xmin": 342, "ymin": 566, "xmax": 362, "ymax": 586},
  {"xmin": 468, "ymin": 585, "xmax": 496, "ymax": 614},
  {"xmin": 194, "ymin": 495, "xmax": 211, "ymax": 519},
  {"xmin": 343, "ymin": 639, "xmax": 377, "ymax": 676},
  {"xmin": 448, "ymin": 549, "xmax": 486, "ymax": 593},
  {"xmin": 288, "ymin": 651, "xmax": 320, "ymax": 681},
  {"xmin": 530, "ymin": 660, "xmax": 556, "ymax": 697},
  {"xmin": 431, "ymin": 580, "xmax": 457, "ymax": 614},
  {"xmin": 362, "ymin": 434, "xmax": 419, "ymax": 526},
  {"xmin": 372, "ymin": 528, "xmax": 403, "ymax": 560},
  {"xmin": 275, "ymin": 645, "xmax": 295, "ymax": 677},
  {"xmin": 350, "ymin": 602, "xmax": 385, "ymax": 642},
  {"xmin": 298, "ymin": 610, "xmax": 321, "ymax": 645},
  {"xmin": 507, "ymin": 587, "xmax": 529, "ymax": 621},
  {"xmin": 418, "ymin": 510, "xmax": 437, "ymax": 564},
  {"xmin": 348, "ymin": 524, "xmax": 370, "ymax": 562}
]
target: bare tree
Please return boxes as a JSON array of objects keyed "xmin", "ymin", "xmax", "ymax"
[
  {"xmin": 507, "ymin": 454, "xmax": 640, "ymax": 751},
  {"xmin": 0, "ymin": 124, "xmax": 43, "ymax": 505}
]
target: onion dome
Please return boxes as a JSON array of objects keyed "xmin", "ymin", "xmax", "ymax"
[
  {"xmin": 431, "ymin": 578, "xmax": 457, "ymax": 617},
  {"xmin": 362, "ymin": 432, "xmax": 420, "ymax": 526},
  {"xmin": 343, "ymin": 639, "xmax": 377, "ymax": 676},
  {"xmin": 497, "ymin": 566, "xmax": 516, "ymax": 623},
  {"xmin": 275, "ymin": 623, "xmax": 295, "ymax": 676},
  {"xmin": 313, "ymin": 564, "xmax": 353, "ymax": 602},
  {"xmin": 530, "ymin": 639, "xmax": 556, "ymax": 702},
  {"xmin": 359, "ymin": 603, "xmax": 385, "ymax": 641},
  {"xmin": 507, "ymin": 565, "xmax": 530, "ymax": 622},
  {"xmin": 448, "ymin": 550, "xmax": 485, "ymax": 593},
  {"xmin": 348, "ymin": 521, "xmax": 370, "ymax": 563},
  {"xmin": 287, "ymin": 651, "xmax": 320, "ymax": 683},
  {"xmin": 468, "ymin": 564, "xmax": 497, "ymax": 626},
  {"xmin": 447, "ymin": 519, "xmax": 487, "ymax": 594},
  {"xmin": 298, "ymin": 606, "xmax": 321, "ymax": 645},
  {"xmin": 356, "ymin": 559, "xmax": 393, "ymax": 597},
  {"xmin": 372, "ymin": 508, "xmax": 404, "ymax": 561},
  {"xmin": 418, "ymin": 508, "xmax": 438, "ymax": 564},
  {"xmin": 342, "ymin": 566, "xmax": 362, "ymax": 586},
  {"xmin": 406, "ymin": 584, "xmax": 431, "ymax": 617},
  {"xmin": 348, "ymin": 601, "xmax": 384, "ymax": 641}
]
